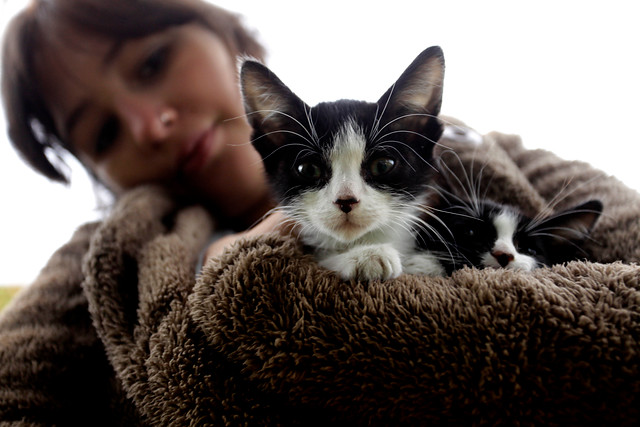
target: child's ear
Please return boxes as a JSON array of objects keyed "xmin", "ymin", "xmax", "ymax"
[
  {"xmin": 378, "ymin": 46, "xmax": 445, "ymax": 121},
  {"xmin": 240, "ymin": 60, "xmax": 308, "ymax": 135}
]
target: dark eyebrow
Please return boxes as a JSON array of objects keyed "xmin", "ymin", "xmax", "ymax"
[
  {"xmin": 103, "ymin": 40, "xmax": 124, "ymax": 67},
  {"xmin": 65, "ymin": 41, "xmax": 123, "ymax": 140}
]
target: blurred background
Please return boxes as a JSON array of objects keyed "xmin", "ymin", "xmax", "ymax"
[{"xmin": 1, "ymin": 0, "xmax": 639, "ymax": 287}]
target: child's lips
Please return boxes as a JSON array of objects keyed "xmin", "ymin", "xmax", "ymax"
[{"xmin": 179, "ymin": 125, "xmax": 218, "ymax": 175}]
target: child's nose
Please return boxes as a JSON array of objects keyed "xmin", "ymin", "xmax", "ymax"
[{"xmin": 115, "ymin": 95, "xmax": 176, "ymax": 148}]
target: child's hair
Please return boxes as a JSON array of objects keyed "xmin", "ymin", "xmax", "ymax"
[{"xmin": 1, "ymin": 0, "xmax": 266, "ymax": 183}]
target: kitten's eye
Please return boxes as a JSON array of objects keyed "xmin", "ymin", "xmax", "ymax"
[
  {"xmin": 296, "ymin": 161, "xmax": 322, "ymax": 180},
  {"xmin": 369, "ymin": 156, "xmax": 396, "ymax": 176},
  {"xmin": 515, "ymin": 238, "xmax": 538, "ymax": 257},
  {"xmin": 95, "ymin": 115, "xmax": 120, "ymax": 155},
  {"xmin": 466, "ymin": 228, "xmax": 475, "ymax": 237},
  {"xmin": 138, "ymin": 44, "xmax": 170, "ymax": 81}
]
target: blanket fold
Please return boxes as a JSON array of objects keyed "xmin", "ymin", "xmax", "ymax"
[
  {"xmin": 4, "ymin": 124, "xmax": 639, "ymax": 426},
  {"xmin": 80, "ymin": 127, "xmax": 640, "ymax": 425}
]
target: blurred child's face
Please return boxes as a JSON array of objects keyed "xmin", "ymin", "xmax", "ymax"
[{"xmin": 38, "ymin": 23, "xmax": 267, "ymax": 213}]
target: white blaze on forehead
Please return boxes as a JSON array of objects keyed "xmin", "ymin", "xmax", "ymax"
[
  {"xmin": 492, "ymin": 210, "xmax": 519, "ymax": 254},
  {"xmin": 329, "ymin": 120, "xmax": 366, "ymax": 195}
]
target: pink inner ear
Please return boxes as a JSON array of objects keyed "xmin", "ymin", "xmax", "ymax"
[{"xmin": 241, "ymin": 60, "xmax": 306, "ymax": 134}]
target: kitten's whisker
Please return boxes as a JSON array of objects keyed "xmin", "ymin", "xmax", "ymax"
[
  {"xmin": 370, "ymin": 104, "xmax": 381, "ymax": 140},
  {"xmin": 437, "ymin": 117, "xmax": 477, "ymax": 134},
  {"xmin": 436, "ymin": 153, "xmax": 481, "ymax": 215},
  {"xmin": 246, "ymin": 205, "xmax": 301, "ymax": 232},
  {"xmin": 527, "ymin": 231, "xmax": 590, "ymax": 255},
  {"xmin": 430, "ymin": 251, "xmax": 469, "ymax": 269},
  {"xmin": 528, "ymin": 178, "xmax": 576, "ymax": 228},
  {"xmin": 388, "ymin": 210, "xmax": 455, "ymax": 263},
  {"xmin": 251, "ymin": 129, "xmax": 314, "ymax": 147},
  {"xmin": 529, "ymin": 221, "xmax": 599, "ymax": 242},
  {"xmin": 527, "ymin": 175, "xmax": 604, "ymax": 231},
  {"xmin": 250, "ymin": 136, "xmax": 316, "ymax": 164},
  {"xmin": 478, "ymin": 167, "xmax": 499, "ymax": 205},
  {"xmin": 373, "ymin": 128, "xmax": 440, "ymax": 150},
  {"xmin": 374, "ymin": 144, "xmax": 416, "ymax": 172},
  {"xmin": 370, "ymin": 84, "xmax": 398, "ymax": 140},
  {"xmin": 376, "ymin": 139, "xmax": 438, "ymax": 171},
  {"xmin": 370, "ymin": 86, "xmax": 396, "ymax": 140},
  {"xmin": 303, "ymin": 103, "xmax": 320, "ymax": 145},
  {"xmin": 438, "ymin": 150, "xmax": 493, "ymax": 216},
  {"xmin": 424, "ymin": 185, "xmax": 477, "ymax": 217},
  {"xmin": 372, "ymin": 112, "xmax": 438, "ymax": 142},
  {"xmin": 247, "ymin": 109, "xmax": 319, "ymax": 147},
  {"xmin": 525, "ymin": 201, "xmax": 603, "ymax": 235},
  {"xmin": 469, "ymin": 153, "xmax": 494, "ymax": 209},
  {"xmin": 402, "ymin": 207, "xmax": 457, "ymax": 253},
  {"xmin": 280, "ymin": 185, "xmax": 303, "ymax": 200}
]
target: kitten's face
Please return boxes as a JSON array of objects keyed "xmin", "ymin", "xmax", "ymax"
[
  {"xmin": 428, "ymin": 199, "xmax": 602, "ymax": 273},
  {"xmin": 241, "ymin": 47, "xmax": 445, "ymax": 244},
  {"xmin": 292, "ymin": 118, "xmax": 416, "ymax": 242}
]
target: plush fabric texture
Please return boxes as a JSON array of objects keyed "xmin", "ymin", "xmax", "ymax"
[{"xmin": 1, "ymin": 126, "xmax": 639, "ymax": 426}]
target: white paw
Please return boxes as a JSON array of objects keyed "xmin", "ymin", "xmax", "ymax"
[{"xmin": 320, "ymin": 244, "xmax": 403, "ymax": 281}]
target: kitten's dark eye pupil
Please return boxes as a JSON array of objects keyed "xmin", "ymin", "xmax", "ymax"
[
  {"xmin": 296, "ymin": 162, "xmax": 322, "ymax": 180},
  {"xmin": 526, "ymin": 247, "xmax": 537, "ymax": 256},
  {"xmin": 370, "ymin": 156, "xmax": 396, "ymax": 176},
  {"xmin": 467, "ymin": 228, "xmax": 475, "ymax": 237}
]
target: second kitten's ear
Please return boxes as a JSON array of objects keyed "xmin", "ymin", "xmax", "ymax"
[
  {"xmin": 240, "ymin": 60, "xmax": 308, "ymax": 138},
  {"xmin": 545, "ymin": 199, "xmax": 603, "ymax": 242},
  {"xmin": 378, "ymin": 46, "xmax": 445, "ymax": 124}
]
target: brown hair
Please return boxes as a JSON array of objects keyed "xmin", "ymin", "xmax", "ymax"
[{"xmin": 2, "ymin": 0, "xmax": 266, "ymax": 183}]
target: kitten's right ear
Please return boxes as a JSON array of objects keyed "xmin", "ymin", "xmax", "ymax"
[
  {"xmin": 240, "ymin": 60, "xmax": 308, "ymax": 145},
  {"xmin": 544, "ymin": 199, "xmax": 604, "ymax": 243}
]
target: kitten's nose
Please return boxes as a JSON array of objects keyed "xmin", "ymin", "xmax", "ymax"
[
  {"xmin": 492, "ymin": 250, "xmax": 514, "ymax": 267},
  {"xmin": 335, "ymin": 197, "xmax": 359, "ymax": 213}
]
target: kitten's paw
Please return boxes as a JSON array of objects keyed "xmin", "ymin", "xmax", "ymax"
[
  {"xmin": 321, "ymin": 244, "xmax": 403, "ymax": 281},
  {"xmin": 402, "ymin": 252, "xmax": 446, "ymax": 276}
]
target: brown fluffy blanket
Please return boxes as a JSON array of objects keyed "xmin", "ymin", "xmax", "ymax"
[{"xmin": 1, "ymin": 125, "xmax": 639, "ymax": 426}]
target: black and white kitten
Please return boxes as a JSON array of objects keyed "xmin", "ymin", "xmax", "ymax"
[
  {"xmin": 241, "ymin": 47, "xmax": 446, "ymax": 281},
  {"xmin": 422, "ymin": 196, "xmax": 603, "ymax": 274}
]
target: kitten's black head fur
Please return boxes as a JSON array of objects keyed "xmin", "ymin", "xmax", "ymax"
[
  {"xmin": 423, "ymin": 198, "xmax": 603, "ymax": 274},
  {"xmin": 240, "ymin": 47, "xmax": 445, "ymax": 208}
]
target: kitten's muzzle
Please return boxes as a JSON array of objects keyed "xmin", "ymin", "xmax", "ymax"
[
  {"xmin": 335, "ymin": 197, "xmax": 360, "ymax": 214},
  {"xmin": 492, "ymin": 250, "xmax": 515, "ymax": 268}
]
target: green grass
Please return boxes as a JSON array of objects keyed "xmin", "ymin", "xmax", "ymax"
[{"xmin": 0, "ymin": 287, "xmax": 21, "ymax": 312}]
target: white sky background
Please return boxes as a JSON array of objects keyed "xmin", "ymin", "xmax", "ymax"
[{"xmin": 1, "ymin": 0, "xmax": 639, "ymax": 286}]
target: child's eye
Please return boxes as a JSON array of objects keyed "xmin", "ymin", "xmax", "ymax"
[
  {"xmin": 95, "ymin": 115, "xmax": 120, "ymax": 155},
  {"xmin": 369, "ymin": 156, "xmax": 396, "ymax": 176},
  {"xmin": 296, "ymin": 161, "xmax": 322, "ymax": 180},
  {"xmin": 137, "ymin": 44, "xmax": 170, "ymax": 81}
]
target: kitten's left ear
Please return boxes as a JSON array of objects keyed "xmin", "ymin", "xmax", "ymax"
[
  {"xmin": 378, "ymin": 46, "xmax": 445, "ymax": 122},
  {"xmin": 544, "ymin": 199, "xmax": 603, "ymax": 242}
]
